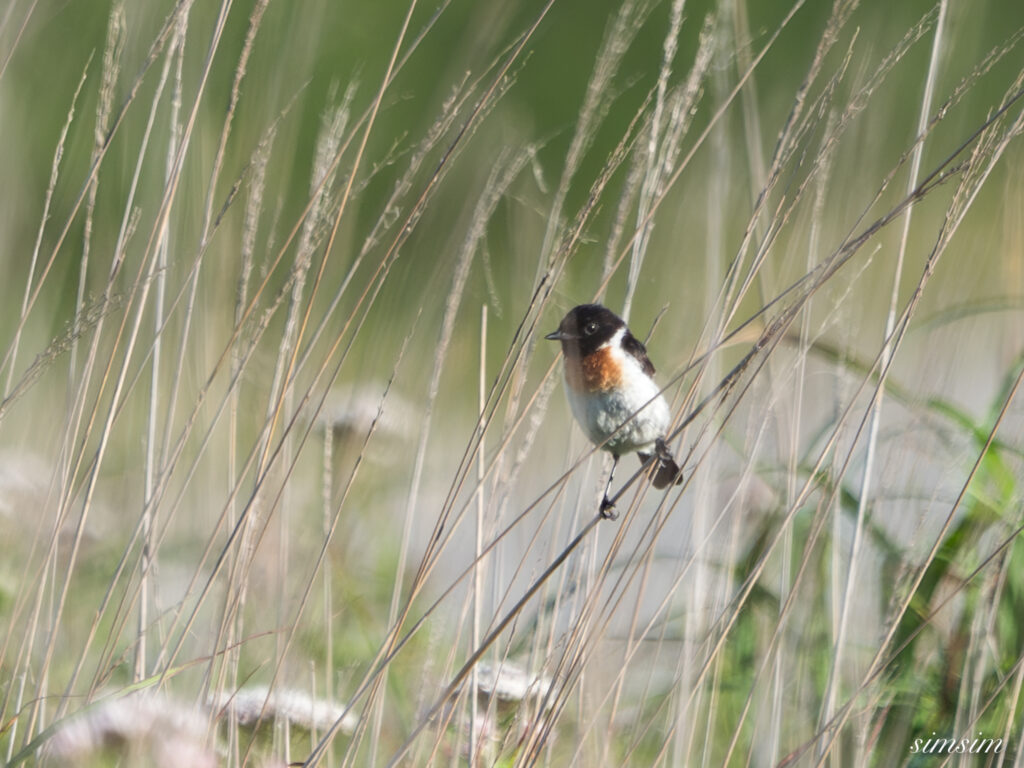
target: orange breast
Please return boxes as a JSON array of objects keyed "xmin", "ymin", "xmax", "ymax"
[{"xmin": 565, "ymin": 347, "xmax": 622, "ymax": 392}]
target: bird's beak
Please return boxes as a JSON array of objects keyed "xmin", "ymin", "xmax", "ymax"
[{"xmin": 545, "ymin": 329, "xmax": 565, "ymax": 341}]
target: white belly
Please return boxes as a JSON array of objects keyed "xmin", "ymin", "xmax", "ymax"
[{"xmin": 566, "ymin": 349, "xmax": 671, "ymax": 456}]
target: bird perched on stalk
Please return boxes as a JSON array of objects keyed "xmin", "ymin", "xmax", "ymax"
[{"xmin": 545, "ymin": 304, "xmax": 682, "ymax": 518}]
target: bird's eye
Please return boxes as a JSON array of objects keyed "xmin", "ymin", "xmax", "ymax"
[{"xmin": 583, "ymin": 321, "xmax": 599, "ymax": 335}]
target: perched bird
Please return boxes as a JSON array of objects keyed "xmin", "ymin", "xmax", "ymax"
[{"xmin": 545, "ymin": 304, "xmax": 682, "ymax": 517}]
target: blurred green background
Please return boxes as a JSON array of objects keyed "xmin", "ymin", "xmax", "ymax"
[{"xmin": 3, "ymin": 0, "xmax": 1022, "ymax": 344}]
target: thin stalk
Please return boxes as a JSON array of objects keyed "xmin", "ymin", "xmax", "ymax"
[{"xmin": 818, "ymin": 1, "xmax": 948, "ymax": 754}]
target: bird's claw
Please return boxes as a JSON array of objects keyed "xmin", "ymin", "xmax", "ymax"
[{"xmin": 600, "ymin": 497, "xmax": 618, "ymax": 520}]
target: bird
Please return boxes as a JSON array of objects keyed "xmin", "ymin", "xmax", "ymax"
[{"xmin": 545, "ymin": 303, "xmax": 682, "ymax": 518}]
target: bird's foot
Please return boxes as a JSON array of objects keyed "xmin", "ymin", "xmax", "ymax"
[{"xmin": 599, "ymin": 496, "xmax": 618, "ymax": 520}]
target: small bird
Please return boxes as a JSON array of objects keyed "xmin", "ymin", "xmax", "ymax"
[{"xmin": 545, "ymin": 304, "xmax": 682, "ymax": 518}]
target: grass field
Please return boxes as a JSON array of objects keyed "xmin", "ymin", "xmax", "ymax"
[{"xmin": 1, "ymin": 0, "xmax": 1024, "ymax": 765}]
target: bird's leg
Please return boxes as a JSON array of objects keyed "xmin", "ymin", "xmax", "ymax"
[
  {"xmin": 600, "ymin": 454, "xmax": 619, "ymax": 520},
  {"xmin": 654, "ymin": 438, "xmax": 672, "ymax": 461}
]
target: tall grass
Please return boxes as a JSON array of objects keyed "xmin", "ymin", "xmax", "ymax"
[{"xmin": 1, "ymin": 0, "xmax": 1023, "ymax": 766}]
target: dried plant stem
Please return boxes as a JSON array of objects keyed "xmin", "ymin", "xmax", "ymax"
[
  {"xmin": 469, "ymin": 304, "xmax": 488, "ymax": 765},
  {"xmin": 818, "ymin": 0, "xmax": 950, "ymax": 756},
  {"xmin": 5, "ymin": 58, "xmax": 91, "ymax": 396},
  {"xmin": 138, "ymin": 8, "xmax": 187, "ymax": 685}
]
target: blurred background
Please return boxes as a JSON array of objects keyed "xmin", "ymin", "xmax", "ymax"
[{"xmin": 1, "ymin": 0, "xmax": 1023, "ymax": 765}]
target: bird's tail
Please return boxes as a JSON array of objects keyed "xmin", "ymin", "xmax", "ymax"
[{"xmin": 638, "ymin": 440, "xmax": 683, "ymax": 490}]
